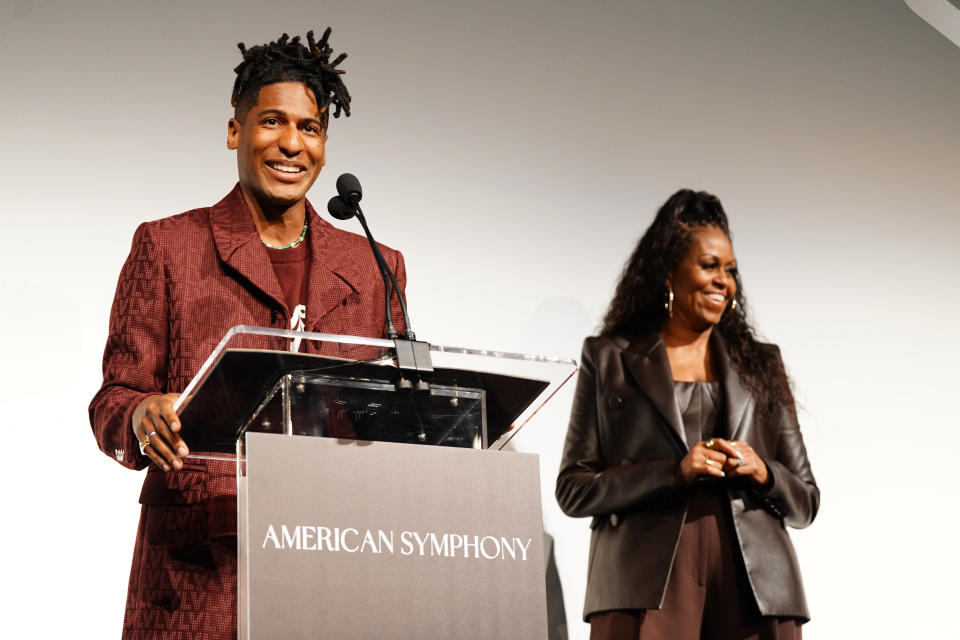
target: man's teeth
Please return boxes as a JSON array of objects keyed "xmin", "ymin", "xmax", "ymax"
[{"xmin": 270, "ymin": 163, "xmax": 302, "ymax": 173}]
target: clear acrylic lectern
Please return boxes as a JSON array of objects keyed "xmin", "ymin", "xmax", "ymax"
[{"xmin": 172, "ymin": 325, "xmax": 577, "ymax": 639}]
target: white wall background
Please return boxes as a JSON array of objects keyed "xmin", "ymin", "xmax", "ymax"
[{"xmin": 1, "ymin": 0, "xmax": 958, "ymax": 637}]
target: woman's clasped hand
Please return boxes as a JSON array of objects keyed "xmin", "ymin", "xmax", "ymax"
[{"xmin": 678, "ymin": 437, "xmax": 769, "ymax": 486}]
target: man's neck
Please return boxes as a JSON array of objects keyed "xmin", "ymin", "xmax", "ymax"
[{"xmin": 239, "ymin": 185, "xmax": 308, "ymax": 247}]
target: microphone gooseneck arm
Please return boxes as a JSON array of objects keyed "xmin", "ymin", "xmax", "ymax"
[
  {"xmin": 327, "ymin": 194, "xmax": 399, "ymax": 339},
  {"xmin": 328, "ymin": 173, "xmax": 430, "ymax": 392},
  {"xmin": 353, "ymin": 204, "xmax": 414, "ymax": 339},
  {"xmin": 327, "ymin": 189, "xmax": 412, "ymax": 339}
]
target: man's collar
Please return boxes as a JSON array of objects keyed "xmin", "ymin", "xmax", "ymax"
[{"xmin": 209, "ymin": 184, "xmax": 366, "ymax": 322}]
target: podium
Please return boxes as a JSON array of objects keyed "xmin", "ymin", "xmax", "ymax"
[{"xmin": 173, "ymin": 326, "xmax": 577, "ymax": 640}]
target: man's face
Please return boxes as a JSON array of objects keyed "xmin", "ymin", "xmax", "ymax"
[{"xmin": 227, "ymin": 81, "xmax": 327, "ymax": 211}]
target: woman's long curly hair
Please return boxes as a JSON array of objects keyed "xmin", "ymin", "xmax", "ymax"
[{"xmin": 601, "ymin": 189, "xmax": 795, "ymax": 422}]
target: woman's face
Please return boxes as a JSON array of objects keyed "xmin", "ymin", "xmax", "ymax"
[{"xmin": 667, "ymin": 226, "xmax": 738, "ymax": 331}]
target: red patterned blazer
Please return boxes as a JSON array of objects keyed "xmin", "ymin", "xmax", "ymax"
[{"xmin": 89, "ymin": 185, "xmax": 406, "ymax": 638}]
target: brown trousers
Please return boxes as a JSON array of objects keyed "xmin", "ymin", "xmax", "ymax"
[{"xmin": 590, "ymin": 494, "xmax": 802, "ymax": 640}]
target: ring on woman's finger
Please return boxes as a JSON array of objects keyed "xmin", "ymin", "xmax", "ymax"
[
  {"xmin": 705, "ymin": 459, "xmax": 715, "ymax": 467},
  {"xmin": 736, "ymin": 451, "xmax": 745, "ymax": 466},
  {"xmin": 705, "ymin": 439, "xmax": 715, "ymax": 448}
]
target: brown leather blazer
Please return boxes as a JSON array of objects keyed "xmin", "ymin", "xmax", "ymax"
[{"xmin": 556, "ymin": 332, "xmax": 818, "ymax": 622}]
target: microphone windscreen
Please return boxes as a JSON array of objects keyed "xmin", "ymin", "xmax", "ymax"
[
  {"xmin": 327, "ymin": 195, "xmax": 356, "ymax": 220},
  {"xmin": 336, "ymin": 173, "xmax": 363, "ymax": 204}
]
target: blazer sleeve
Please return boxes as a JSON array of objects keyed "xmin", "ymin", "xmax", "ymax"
[
  {"xmin": 752, "ymin": 347, "xmax": 820, "ymax": 529},
  {"xmin": 555, "ymin": 337, "xmax": 683, "ymax": 519},
  {"xmin": 88, "ymin": 223, "xmax": 169, "ymax": 470}
]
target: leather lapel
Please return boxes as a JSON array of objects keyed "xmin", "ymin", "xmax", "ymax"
[
  {"xmin": 711, "ymin": 331, "xmax": 752, "ymax": 440},
  {"xmin": 210, "ymin": 185, "xmax": 287, "ymax": 314},
  {"xmin": 303, "ymin": 202, "xmax": 365, "ymax": 331},
  {"xmin": 621, "ymin": 333, "xmax": 688, "ymax": 451}
]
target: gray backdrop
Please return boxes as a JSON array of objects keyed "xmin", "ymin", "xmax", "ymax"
[{"xmin": 1, "ymin": 1, "xmax": 957, "ymax": 638}]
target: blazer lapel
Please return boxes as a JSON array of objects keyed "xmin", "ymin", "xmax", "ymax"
[
  {"xmin": 210, "ymin": 185, "xmax": 287, "ymax": 314},
  {"xmin": 303, "ymin": 203, "xmax": 365, "ymax": 332},
  {"xmin": 711, "ymin": 332, "xmax": 752, "ymax": 441},
  {"xmin": 621, "ymin": 333, "xmax": 688, "ymax": 451}
]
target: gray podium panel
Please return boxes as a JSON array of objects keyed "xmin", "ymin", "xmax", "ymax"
[{"xmin": 239, "ymin": 432, "xmax": 548, "ymax": 639}]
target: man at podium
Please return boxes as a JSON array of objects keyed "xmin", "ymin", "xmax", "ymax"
[{"xmin": 89, "ymin": 29, "xmax": 405, "ymax": 639}]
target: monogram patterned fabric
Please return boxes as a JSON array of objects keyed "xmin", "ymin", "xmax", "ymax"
[{"xmin": 89, "ymin": 185, "xmax": 406, "ymax": 639}]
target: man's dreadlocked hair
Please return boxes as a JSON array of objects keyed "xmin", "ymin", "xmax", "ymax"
[
  {"xmin": 231, "ymin": 28, "xmax": 351, "ymax": 129},
  {"xmin": 601, "ymin": 189, "xmax": 796, "ymax": 426}
]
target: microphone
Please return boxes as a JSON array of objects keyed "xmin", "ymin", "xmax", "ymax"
[
  {"xmin": 327, "ymin": 195, "xmax": 356, "ymax": 221},
  {"xmin": 336, "ymin": 173, "xmax": 363, "ymax": 207}
]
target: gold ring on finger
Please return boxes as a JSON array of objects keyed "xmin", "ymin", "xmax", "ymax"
[
  {"xmin": 138, "ymin": 435, "xmax": 152, "ymax": 455},
  {"xmin": 705, "ymin": 459, "xmax": 715, "ymax": 467},
  {"xmin": 705, "ymin": 439, "xmax": 715, "ymax": 448}
]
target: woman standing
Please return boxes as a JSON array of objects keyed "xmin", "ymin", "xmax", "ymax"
[{"xmin": 556, "ymin": 190, "xmax": 818, "ymax": 639}]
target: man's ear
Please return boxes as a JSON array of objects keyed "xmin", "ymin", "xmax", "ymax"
[{"xmin": 227, "ymin": 118, "xmax": 241, "ymax": 150}]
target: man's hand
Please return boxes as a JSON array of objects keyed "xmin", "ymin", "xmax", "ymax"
[{"xmin": 131, "ymin": 393, "xmax": 189, "ymax": 471}]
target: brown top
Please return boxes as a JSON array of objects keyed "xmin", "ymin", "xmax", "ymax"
[{"xmin": 675, "ymin": 380, "xmax": 723, "ymax": 446}]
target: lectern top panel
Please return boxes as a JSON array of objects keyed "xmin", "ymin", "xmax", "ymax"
[
  {"xmin": 177, "ymin": 348, "xmax": 550, "ymax": 453},
  {"xmin": 173, "ymin": 326, "xmax": 577, "ymax": 454}
]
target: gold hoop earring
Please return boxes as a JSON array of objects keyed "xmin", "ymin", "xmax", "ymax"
[
  {"xmin": 664, "ymin": 285, "xmax": 674, "ymax": 318},
  {"xmin": 730, "ymin": 299, "xmax": 737, "ymax": 311}
]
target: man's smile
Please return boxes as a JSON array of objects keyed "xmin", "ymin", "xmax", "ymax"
[{"xmin": 266, "ymin": 160, "xmax": 306, "ymax": 175}]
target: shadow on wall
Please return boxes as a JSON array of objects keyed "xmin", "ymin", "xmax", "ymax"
[
  {"xmin": 501, "ymin": 439, "xmax": 569, "ymax": 640},
  {"xmin": 544, "ymin": 532, "xmax": 569, "ymax": 640}
]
